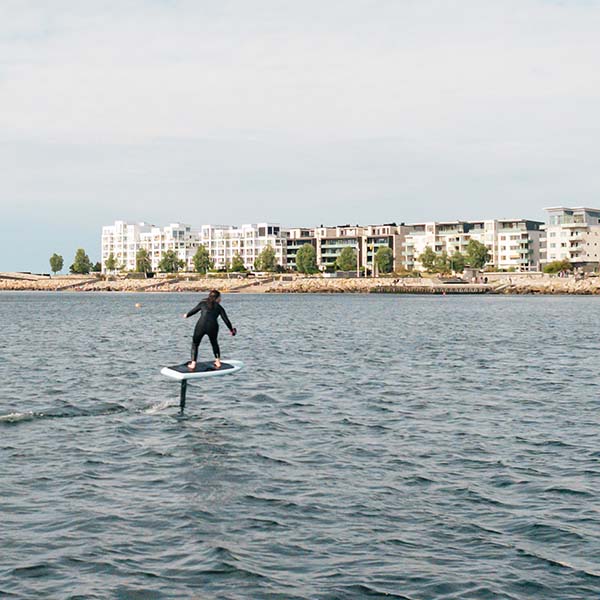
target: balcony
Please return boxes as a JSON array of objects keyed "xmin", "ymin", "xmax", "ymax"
[
  {"xmin": 498, "ymin": 226, "xmax": 526, "ymax": 233},
  {"xmin": 560, "ymin": 219, "xmax": 587, "ymax": 226}
]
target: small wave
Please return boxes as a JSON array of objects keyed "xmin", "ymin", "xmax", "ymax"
[
  {"xmin": 243, "ymin": 493, "xmax": 294, "ymax": 505},
  {"xmin": 243, "ymin": 493, "xmax": 307, "ymax": 512},
  {"xmin": 331, "ymin": 583, "xmax": 414, "ymax": 599},
  {"xmin": 515, "ymin": 546, "xmax": 600, "ymax": 578},
  {"xmin": 543, "ymin": 486, "xmax": 593, "ymax": 497},
  {"xmin": 403, "ymin": 475, "xmax": 435, "ymax": 487},
  {"xmin": 246, "ymin": 517, "xmax": 285, "ymax": 529},
  {"xmin": 10, "ymin": 563, "xmax": 53, "ymax": 578},
  {"xmin": 382, "ymin": 537, "xmax": 421, "ymax": 549},
  {"xmin": 524, "ymin": 438, "xmax": 576, "ymax": 449},
  {"xmin": 247, "ymin": 393, "xmax": 278, "ymax": 404},
  {"xmin": 506, "ymin": 520, "xmax": 586, "ymax": 546},
  {"xmin": 255, "ymin": 452, "xmax": 294, "ymax": 466}
]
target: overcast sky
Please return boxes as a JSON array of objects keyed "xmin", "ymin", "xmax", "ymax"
[{"xmin": 2, "ymin": 0, "xmax": 600, "ymax": 272}]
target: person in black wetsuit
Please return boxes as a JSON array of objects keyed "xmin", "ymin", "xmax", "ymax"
[{"xmin": 183, "ymin": 289, "xmax": 236, "ymax": 370}]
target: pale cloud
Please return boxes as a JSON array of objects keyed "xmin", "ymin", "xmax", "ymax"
[{"xmin": 3, "ymin": 0, "xmax": 600, "ymax": 140}]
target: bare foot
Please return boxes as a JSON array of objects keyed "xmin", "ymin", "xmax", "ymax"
[
  {"xmin": 214, "ymin": 359, "xmax": 222, "ymax": 369},
  {"xmin": 187, "ymin": 361, "xmax": 196, "ymax": 370}
]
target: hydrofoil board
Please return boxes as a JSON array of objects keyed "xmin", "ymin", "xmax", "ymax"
[{"xmin": 161, "ymin": 360, "xmax": 244, "ymax": 382}]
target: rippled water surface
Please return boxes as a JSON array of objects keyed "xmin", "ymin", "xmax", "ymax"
[{"xmin": 1, "ymin": 292, "xmax": 599, "ymax": 599}]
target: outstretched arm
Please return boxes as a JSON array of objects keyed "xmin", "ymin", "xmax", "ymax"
[
  {"xmin": 184, "ymin": 302, "xmax": 203, "ymax": 318},
  {"xmin": 219, "ymin": 305, "xmax": 234, "ymax": 331}
]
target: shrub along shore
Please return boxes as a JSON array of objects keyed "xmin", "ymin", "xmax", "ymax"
[{"xmin": 1, "ymin": 273, "xmax": 600, "ymax": 294}]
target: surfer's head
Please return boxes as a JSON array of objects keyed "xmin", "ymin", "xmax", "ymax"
[{"xmin": 207, "ymin": 289, "xmax": 221, "ymax": 307}]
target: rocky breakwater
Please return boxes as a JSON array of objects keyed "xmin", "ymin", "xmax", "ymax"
[
  {"xmin": 145, "ymin": 278, "xmax": 252, "ymax": 293},
  {"xmin": 267, "ymin": 277, "xmax": 414, "ymax": 293},
  {"xmin": 4, "ymin": 273, "xmax": 600, "ymax": 295},
  {"xmin": 493, "ymin": 275, "xmax": 600, "ymax": 295},
  {"xmin": 0, "ymin": 275, "xmax": 95, "ymax": 291},
  {"xmin": 68, "ymin": 277, "xmax": 249, "ymax": 293},
  {"xmin": 0, "ymin": 275, "xmax": 263, "ymax": 293}
]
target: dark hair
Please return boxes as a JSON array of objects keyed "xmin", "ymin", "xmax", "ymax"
[{"xmin": 206, "ymin": 289, "xmax": 221, "ymax": 308}]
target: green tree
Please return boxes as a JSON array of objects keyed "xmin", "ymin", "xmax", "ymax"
[
  {"xmin": 295, "ymin": 243, "xmax": 318, "ymax": 273},
  {"xmin": 434, "ymin": 250, "xmax": 450, "ymax": 273},
  {"xmin": 543, "ymin": 259, "xmax": 572, "ymax": 274},
  {"xmin": 449, "ymin": 251, "xmax": 466, "ymax": 273},
  {"xmin": 70, "ymin": 248, "xmax": 92, "ymax": 274},
  {"xmin": 92, "ymin": 262, "xmax": 102, "ymax": 272},
  {"xmin": 136, "ymin": 248, "xmax": 152, "ymax": 274},
  {"xmin": 192, "ymin": 244, "xmax": 213, "ymax": 274},
  {"xmin": 254, "ymin": 244, "xmax": 278, "ymax": 272},
  {"xmin": 418, "ymin": 246, "xmax": 436, "ymax": 271},
  {"xmin": 229, "ymin": 253, "xmax": 247, "ymax": 272},
  {"xmin": 466, "ymin": 240, "xmax": 490, "ymax": 269},
  {"xmin": 158, "ymin": 249, "xmax": 184, "ymax": 273},
  {"xmin": 49, "ymin": 253, "xmax": 63, "ymax": 275},
  {"xmin": 105, "ymin": 252, "xmax": 116, "ymax": 272},
  {"xmin": 375, "ymin": 246, "xmax": 394, "ymax": 274},
  {"xmin": 335, "ymin": 246, "xmax": 357, "ymax": 271}
]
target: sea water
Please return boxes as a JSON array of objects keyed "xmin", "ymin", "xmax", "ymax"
[{"xmin": 1, "ymin": 292, "xmax": 599, "ymax": 599}]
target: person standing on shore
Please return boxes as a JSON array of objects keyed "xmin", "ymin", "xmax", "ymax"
[{"xmin": 183, "ymin": 290, "xmax": 236, "ymax": 370}]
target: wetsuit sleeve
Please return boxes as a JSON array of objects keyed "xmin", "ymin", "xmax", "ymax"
[
  {"xmin": 219, "ymin": 305, "xmax": 234, "ymax": 331},
  {"xmin": 185, "ymin": 301, "xmax": 203, "ymax": 318}
]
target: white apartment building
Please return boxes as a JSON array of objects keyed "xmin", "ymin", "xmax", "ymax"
[
  {"xmin": 542, "ymin": 207, "xmax": 600, "ymax": 270},
  {"xmin": 101, "ymin": 220, "xmax": 285, "ymax": 273},
  {"xmin": 198, "ymin": 223, "xmax": 286, "ymax": 270},
  {"xmin": 101, "ymin": 221, "xmax": 199, "ymax": 272},
  {"xmin": 101, "ymin": 221, "xmax": 155, "ymax": 272},
  {"xmin": 495, "ymin": 220, "xmax": 542, "ymax": 271},
  {"xmin": 282, "ymin": 224, "xmax": 401, "ymax": 273},
  {"xmin": 145, "ymin": 223, "xmax": 201, "ymax": 271},
  {"xmin": 314, "ymin": 225, "xmax": 365, "ymax": 270},
  {"xmin": 402, "ymin": 219, "xmax": 542, "ymax": 272},
  {"xmin": 284, "ymin": 228, "xmax": 317, "ymax": 270},
  {"xmin": 102, "ymin": 216, "xmax": 547, "ymax": 274},
  {"xmin": 362, "ymin": 224, "xmax": 404, "ymax": 273},
  {"xmin": 402, "ymin": 221, "xmax": 496, "ymax": 271}
]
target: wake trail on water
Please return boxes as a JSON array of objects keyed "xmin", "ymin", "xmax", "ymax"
[
  {"xmin": 144, "ymin": 399, "xmax": 180, "ymax": 414},
  {"xmin": 0, "ymin": 400, "xmax": 178, "ymax": 425},
  {"xmin": 0, "ymin": 411, "xmax": 37, "ymax": 424}
]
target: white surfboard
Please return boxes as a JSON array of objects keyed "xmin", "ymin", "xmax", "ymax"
[{"xmin": 161, "ymin": 359, "xmax": 245, "ymax": 382}]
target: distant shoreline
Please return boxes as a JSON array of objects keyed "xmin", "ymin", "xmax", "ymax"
[{"xmin": 1, "ymin": 273, "xmax": 599, "ymax": 295}]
